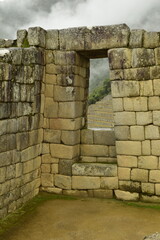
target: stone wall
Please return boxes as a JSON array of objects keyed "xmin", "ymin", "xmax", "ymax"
[
  {"xmin": 1, "ymin": 23, "xmax": 160, "ymax": 219},
  {"xmin": 0, "ymin": 36, "xmax": 45, "ymax": 218}
]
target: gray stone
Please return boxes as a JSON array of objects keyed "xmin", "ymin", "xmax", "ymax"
[
  {"xmin": 94, "ymin": 130, "xmax": 115, "ymax": 145},
  {"xmin": 17, "ymin": 29, "xmax": 28, "ymax": 47},
  {"xmin": 144, "ymin": 233, "xmax": 160, "ymax": 240},
  {"xmin": 59, "ymin": 159, "xmax": 76, "ymax": 176},
  {"xmin": 46, "ymin": 30, "xmax": 59, "ymax": 50},
  {"xmin": 129, "ymin": 29, "xmax": 144, "ymax": 48},
  {"xmin": 72, "ymin": 163, "xmax": 117, "ymax": 177},
  {"xmin": 28, "ymin": 27, "xmax": 46, "ymax": 48}
]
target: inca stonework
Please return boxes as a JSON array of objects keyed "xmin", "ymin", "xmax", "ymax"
[{"xmin": 1, "ymin": 23, "xmax": 160, "ymax": 219}]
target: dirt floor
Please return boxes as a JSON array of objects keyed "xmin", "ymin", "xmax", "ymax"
[{"xmin": 1, "ymin": 197, "xmax": 160, "ymax": 240}]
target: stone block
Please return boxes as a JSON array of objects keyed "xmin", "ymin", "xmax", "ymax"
[
  {"xmin": 117, "ymin": 155, "xmax": 137, "ymax": 168},
  {"xmin": 72, "ymin": 163, "xmax": 117, "ymax": 177},
  {"xmin": 130, "ymin": 126, "xmax": 144, "ymax": 140},
  {"xmin": 44, "ymin": 129, "xmax": 61, "ymax": 143},
  {"xmin": 112, "ymin": 98, "xmax": 123, "ymax": 112},
  {"xmin": 118, "ymin": 167, "xmax": 131, "ymax": 180},
  {"xmin": 114, "ymin": 126, "xmax": 130, "ymax": 140},
  {"xmin": 151, "ymin": 140, "xmax": 160, "ymax": 155},
  {"xmin": 21, "ymin": 145, "xmax": 41, "ymax": 162},
  {"xmin": 80, "ymin": 156, "xmax": 97, "ymax": 163},
  {"xmin": 28, "ymin": 27, "xmax": 46, "ymax": 47},
  {"xmin": 42, "ymin": 143, "xmax": 49, "ymax": 154},
  {"xmin": 41, "ymin": 173, "xmax": 54, "ymax": 187},
  {"xmin": 153, "ymin": 79, "xmax": 160, "ymax": 96},
  {"xmin": 0, "ymin": 167, "xmax": 6, "ymax": 183},
  {"xmin": 23, "ymin": 160, "xmax": 33, "ymax": 174},
  {"xmin": 81, "ymin": 144, "xmax": 108, "ymax": 157},
  {"xmin": 59, "ymin": 159, "xmax": 75, "ymax": 176},
  {"xmin": 54, "ymin": 86, "xmax": 84, "ymax": 102},
  {"xmin": 44, "ymin": 98, "xmax": 58, "ymax": 118},
  {"xmin": 142, "ymin": 140, "xmax": 151, "ymax": 156},
  {"xmin": 15, "ymin": 163, "xmax": 22, "ymax": 178},
  {"xmin": 72, "ymin": 176, "xmax": 100, "ymax": 189},
  {"xmin": 46, "ymin": 64, "xmax": 61, "ymax": 74},
  {"xmin": 45, "ymin": 84, "xmax": 53, "ymax": 98},
  {"xmin": 45, "ymin": 50, "xmax": 54, "ymax": 64},
  {"xmin": 151, "ymin": 66, "xmax": 160, "ymax": 80},
  {"xmin": 150, "ymin": 170, "xmax": 160, "ymax": 182},
  {"xmin": 136, "ymin": 112, "xmax": 152, "ymax": 125},
  {"xmin": 119, "ymin": 180, "xmax": 141, "ymax": 193},
  {"xmin": 138, "ymin": 156, "xmax": 158, "ymax": 169},
  {"xmin": 93, "ymin": 130, "xmax": 115, "ymax": 146},
  {"xmin": 131, "ymin": 168, "xmax": 148, "ymax": 182},
  {"xmin": 155, "ymin": 184, "xmax": 160, "ymax": 195},
  {"xmin": 123, "ymin": 67, "xmax": 150, "ymax": 80},
  {"xmin": 153, "ymin": 111, "xmax": 160, "ymax": 125},
  {"xmin": 143, "ymin": 32, "xmax": 159, "ymax": 48},
  {"xmin": 145, "ymin": 125, "xmax": 159, "ymax": 139},
  {"xmin": 63, "ymin": 190, "xmax": 88, "ymax": 197},
  {"xmin": 116, "ymin": 141, "xmax": 141, "ymax": 156},
  {"xmin": 141, "ymin": 195, "xmax": 160, "ymax": 203},
  {"xmin": 50, "ymin": 144, "xmax": 79, "ymax": 159},
  {"xmin": 89, "ymin": 24, "xmax": 129, "ymax": 50},
  {"xmin": 101, "ymin": 177, "xmax": 118, "ymax": 190},
  {"xmin": 45, "ymin": 74, "xmax": 57, "ymax": 84},
  {"xmin": 41, "ymin": 187, "xmax": 62, "ymax": 195},
  {"xmin": 140, "ymin": 80, "xmax": 153, "ymax": 96},
  {"xmin": 17, "ymin": 29, "xmax": 28, "ymax": 47},
  {"xmin": 132, "ymin": 48, "xmax": 155, "ymax": 68},
  {"xmin": 58, "ymin": 102, "xmax": 83, "ymax": 118},
  {"xmin": 16, "ymin": 132, "xmax": 29, "ymax": 150},
  {"xmin": 61, "ymin": 130, "xmax": 80, "ymax": 145},
  {"xmin": 115, "ymin": 190, "xmax": 139, "ymax": 201},
  {"xmin": 129, "ymin": 29, "xmax": 144, "ymax": 48},
  {"xmin": 141, "ymin": 183, "xmax": 155, "ymax": 195},
  {"xmin": 42, "ymin": 154, "xmax": 59, "ymax": 164},
  {"xmin": 23, "ymin": 47, "xmax": 44, "ymax": 65},
  {"xmin": 149, "ymin": 97, "xmax": 160, "ymax": 110},
  {"xmin": 50, "ymin": 118, "xmax": 82, "ymax": 130},
  {"xmin": 111, "ymin": 81, "xmax": 139, "ymax": 98},
  {"xmin": 109, "ymin": 69, "xmax": 124, "ymax": 80},
  {"xmin": 55, "ymin": 174, "xmax": 71, "ymax": 189},
  {"xmin": 155, "ymin": 47, "xmax": 160, "ymax": 65},
  {"xmin": 51, "ymin": 164, "xmax": 58, "ymax": 174},
  {"xmin": 81, "ymin": 129, "xmax": 94, "ymax": 144},
  {"xmin": 46, "ymin": 30, "xmax": 59, "ymax": 50},
  {"xmin": 93, "ymin": 189, "xmax": 113, "ymax": 199},
  {"xmin": 41, "ymin": 164, "xmax": 51, "ymax": 173},
  {"xmin": 114, "ymin": 112, "xmax": 136, "ymax": 126},
  {"xmin": 109, "ymin": 146, "xmax": 116, "ymax": 157},
  {"xmin": 124, "ymin": 97, "xmax": 148, "ymax": 112},
  {"xmin": 108, "ymin": 48, "xmax": 131, "ymax": 69}
]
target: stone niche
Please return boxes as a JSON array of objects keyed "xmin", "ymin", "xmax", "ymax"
[{"xmin": 1, "ymin": 23, "xmax": 160, "ymax": 219}]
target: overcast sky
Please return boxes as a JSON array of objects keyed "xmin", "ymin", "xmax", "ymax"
[{"xmin": 0, "ymin": 0, "xmax": 160, "ymax": 39}]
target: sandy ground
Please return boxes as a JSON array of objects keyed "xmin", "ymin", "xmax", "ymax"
[{"xmin": 2, "ymin": 198, "xmax": 160, "ymax": 240}]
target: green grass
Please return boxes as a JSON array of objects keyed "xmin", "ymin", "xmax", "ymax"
[{"xmin": 0, "ymin": 192, "xmax": 77, "ymax": 237}]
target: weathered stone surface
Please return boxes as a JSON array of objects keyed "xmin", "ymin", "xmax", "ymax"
[
  {"xmin": 123, "ymin": 67, "xmax": 150, "ymax": 80},
  {"xmin": 59, "ymin": 159, "xmax": 75, "ymax": 176},
  {"xmin": 54, "ymin": 86, "xmax": 84, "ymax": 102},
  {"xmin": 117, "ymin": 155, "xmax": 137, "ymax": 168},
  {"xmin": 46, "ymin": 30, "xmax": 59, "ymax": 50},
  {"xmin": 115, "ymin": 190, "xmax": 139, "ymax": 201},
  {"xmin": 111, "ymin": 81, "xmax": 139, "ymax": 97},
  {"xmin": 108, "ymin": 48, "xmax": 131, "ymax": 69},
  {"xmin": 116, "ymin": 141, "xmax": 141, "ymax": 156},
  {"xmin": 93, "ymin": 189, "xmax": 113, "ymax": 198},
  {"xmin": 140, "ymin": 80, "xmax": 153, "ymax": 96},
  {"xmin": 81, "ymin": 129, "xmax": 94, "ymax": 144},
  {"xmin": 41, "ymin": 187, "xmax": 62, "ymax": 195},
  {"xmin": 44, "ymin": 129, "xmax": 61, "ymax": 143},
  {"xmin": 136, "ymin": 112, "xmax": 152, "ymax": 125},
  {"xmin": 101, "ymin": 177, "xmax": 118, "ymax": 190},
  {"xmin": 72, "ymin": 176, "xmax": 100, "ymax": 189},
  {"xmin": 150, "ymin": 170, "xmax": 160, "ymax": 183},
  {"xmin": 44, "ymin": 98, "xmax": 58, "ymax": 118},
  {"xmin": 153, "ymin": 111, "xmax": 160, "ymax": 126},
  {"xmin": 94, "ymin": 130, "xmax": 115, "ymax": 145},
  {"xmin": 145, "ymin": 125, "xmax": 159, "ymax": 139},
  {"xmin": 142, "ymin": 140, "xmax": 151, "ymax": 156},
  {"xmin": 17, "ymin": 29, "xmax": 28, "ymax": 47},
  {"xmin": 61, "ymin": 130, "xmax": 80, "ymax": 145},
  {"xmin": 138, "ymin": 156, "xmax": 158, "ymax": 170},
  {"xmin": 149, "ymin": 97, "xmax": 160, "ymax": 110},
  {"xmin": 63, "ymin": 190, "xmax": 88, "ymax": 197},
  {"xmin": 143, "ymin": 32, "xmax": 160, "ymax": 48},
  {"xmin": 131, "ymin": 168, "xmax": 148, "ymax": 182},
  {"xmin": 50, "ymin": 118, "xmax": 82, "ymax": 130},
  {"xmin": 130, "ymin": 126, "xmax": 144, "ymax": 140},
  {"xmin": 41, "ymin": 173, "xmax": 54, "ymax": 187},
  {"xmin": 114, "ymin": 112, "xmax": 136, "ymax": 126},
  {"xmin": 155, "ymin": 48, "xmax": 160, "ymax": 65},
  {"xmin": 81, "ymin": 144, "xmax": 108, "ymax": 157},
  {"xmin": 142, "ymin": 183, "xmax": 155, "ymax": 195},
  {"xmin": 118, "ymin": 167, "xmax": 131, "ymax": 180},
  {"xmin": 129, "ymin": 29, "xmax": 144, "ymax": 48},
  {"xmin": 144, "ymin": 233, "xmax": 160, "ymax": 240},
  {"xmin": 50, "ymin": 144, "xmax": 79, "ymax": 159},
  {"xmin": 112, "ymin": 98, "xmax": 123, "ymax": 112},
  {"xmin": 132, "ymin": 48, "xmax": 155, "ymax": 68},
  {"xmin": 89, "ymin": 24, "xmax": 130, "ymax": 50},
  {"xmin": 151, "ymin": 140, "xmax": 160, "ymax": 155},
  {"xmin": 114, "ymin": 126, "xmax": 130, "ymax": 140},
  {"xmin": 55, "ymin": 174, "xmax": 71, "ymax": 189},
  {"xmin": 72, "ymin": 163, "xmax": 117, "ymax": 177},
  {"xmin": 58, "ymin": 102, "xmax": 83, "ymax": 118},
  {"xmin": 28, "ymin": 27, "xmax": 46, "ymax": 47}
]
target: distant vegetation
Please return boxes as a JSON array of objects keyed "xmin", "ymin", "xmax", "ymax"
[{"xmin": 88, "ymin": 78, "xmax": 111, "ymax": 105}]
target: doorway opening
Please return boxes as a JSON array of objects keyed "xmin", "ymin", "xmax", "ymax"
[{"xmin": 87, "ymin": 58, "xmax": 114, "ymax": 130}]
